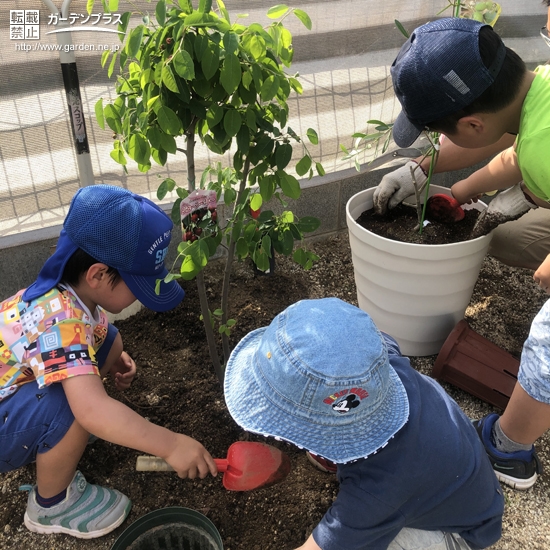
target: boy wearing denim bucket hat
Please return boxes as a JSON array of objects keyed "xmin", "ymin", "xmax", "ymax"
[
  {"xmin": 373, "ymin": 17, "xmax": 550, "ymax": 491},
  {"xmin": 224, "ymin": 298, "xmax": 503, "ymax": 550},
  {"xmin": 0, "ymin": 185, "xmax": 217, "ymax": 539}
]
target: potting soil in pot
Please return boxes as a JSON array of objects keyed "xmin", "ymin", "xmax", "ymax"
[
  {"xmin": 126, "ymin": 522, "xmax": 221, "ymax": 550},
  {"xmin": 356, "ymin": 203, "xmax": 480, "ymax": 245}
]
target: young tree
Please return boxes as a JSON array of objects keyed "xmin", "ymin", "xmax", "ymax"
[{"xmin": 95, "ymin": 0, "xmax": 322, "ymax": 382}]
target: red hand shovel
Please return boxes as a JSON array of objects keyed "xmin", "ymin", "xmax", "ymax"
[
  {"xmin": 136, "ymin": 441, "xmax": 291, "ymax": 491},
  {"xmin": 425, "ymin": 194, "xmax": 465, "ymax": 224}
]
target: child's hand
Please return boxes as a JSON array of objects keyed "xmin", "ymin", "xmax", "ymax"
[
  {"xmin": 534, "ymin": 254, "xmax": 550, "ymax": 293},
  {"xmin": 163, "ymin": 434, "xmax": 218, "ymax": 479},
  {"xmin": 112, "ymin": 351, "xmax": 137, "ymax": 391}
]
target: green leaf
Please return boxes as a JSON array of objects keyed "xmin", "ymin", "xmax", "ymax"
[
  {"xmin": 250, "ymin": 194, "xmax": 262, "ymax": 211},
  {"xmin": 223, "ymin": 32, "xmax": 239, "ymax": 55},
  {"xmin": 94, "ymin": 99, "xmax": 105, "ymax": 130},
  {"xmin": 128, "ymin": 133, "xmax": 151, "ymax": 165},
  {"xmin": 278, "ymin": 171, "xmax": 301, "ymax": 199},
  {"xmin": 110, "ymin": 147, "xmax": 127, "ymax": 165},
  {"xmin": 295, "ymin": 155, "xmax": 311, "ymax": 176},
  {"xmin": 103, "ymin": 104, "xmax": 122, "ymax": 134},
  {"xmin": 108, "ymin": 0, "xmax": 119, "ymax": 12},
  {"xmin": 206, "ymin": 104, "xmax": 224, "ymax": 129},
  {"xmin": 180, "ymin": 255, "xmax": 200, "ymax": 280},
  {"xmin": 223, "ymin": 109, "xmax": 241, "ymax": 137},
  {"xmin": 188, "ymin": 240, "xmax": 209, "ymax": 268},
  {"xmin": 173, "ymin": 50, "xmax": 196, "ymax": 80},
  {"xmin": 220, "ymin": 53, "xmax": 241, "ymax": 95},
  {"xmin": 161, "ymin": 65, "xmax": 180, "ymax": 93},
  {"xmin": 236, "ymin": 237, "xmax": 249, "ymax": 258},
  {"xmin": 155, "ymin": 0, "xmax": 166, "ymax": 26},
  {"xmin": 157, "ymin": 177, "xmax": 176, "ymax": 200},
  {"xmin": 293, "ymin": 9, "xmax": 312, "ymax": 30},
  {"xmin": 199, "ymin": 0, "xmax": 213, "ymax": 13},
  {"xmin": 201, "ymin": 44, "xmax": 220, "ymax": 80},
  {"xmin": 160, "ymin": 132, "xmax": 177, "ymax": 154},
  {"xmin": 157, "ymin": 106, "xmax": 183, "ymax": 135},
  {"xmin": 86, "ymin": 0, "xmax": 95, "ymax": 15},
  {"xmin": 127, "ymin": 25, "xmax": 144, "ymax": 58},
  {"xmin": 394, "ymin": 19, "xmax": 410, "ymax": 38},
  {"xmin": 107, "ymin": 52, "xmax": 118, "ymax": 78},
  {"xmin": 101, "ymin": 49, "xmax": 111, "ymax": 68},
  {"xmin": 275, "ymin": 143, "xmax": 292, "ymax": 170},
  {"xmin": 147, "ymin": 126, "xmax": 162, "ymax": 149},
  {"xmin": 247, "ymin": 35, "xmax": 266, "ymax": 60},
  {"xmin": 306, "ymin": 128, "xmax": 318, "ymax": 145},
  {"xmin": 289, "ymin": 77, "xmax": 303, "ymax": 94},
  {"xmin": 316, "ymin": 162, "xmax": 325, "ymax": 176},
  {"xmin": 267, "ymin": 4, "xmax": 289, "ymax": 18},
  {"xmin": 260, "ymin": 75, "xmax": 279, "ymax": 102}
]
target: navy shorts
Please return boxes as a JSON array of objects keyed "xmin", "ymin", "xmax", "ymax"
[{"xmin": 0, "ymin": 323, "xmax": 118, "ymax": 472}]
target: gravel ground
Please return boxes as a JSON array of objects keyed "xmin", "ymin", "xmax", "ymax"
[{"xmin": 1, "ymin": 233, "xmax": 549, "ymax": 549}]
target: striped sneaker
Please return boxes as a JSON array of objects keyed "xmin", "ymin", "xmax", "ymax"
[{"xmin": 20, "ymin": 471, "xmax": 131, "ymax": 539}]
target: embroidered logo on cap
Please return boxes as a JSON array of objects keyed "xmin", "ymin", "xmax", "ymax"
[{"xmin": 323, "ymin": 387, "xmax": 369, "ymax": 414}]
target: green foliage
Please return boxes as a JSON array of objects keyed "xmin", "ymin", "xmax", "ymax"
[{"xmin": 97, "ymin": 0, "xmax": 321, "ymax": 377}]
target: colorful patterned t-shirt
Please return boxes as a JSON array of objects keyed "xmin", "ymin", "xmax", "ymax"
[{"xmin": 0, "ymin": 286, "xmax": 108, "ymax": 402}]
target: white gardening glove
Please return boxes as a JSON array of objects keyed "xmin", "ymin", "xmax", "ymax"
[
  {"xmin": 470, "ymin": 182, "xmax": 537, "ymax": 239},
  {"xmin": 373, "ymin": 161, "xmax": 428, "ymax": 215}
]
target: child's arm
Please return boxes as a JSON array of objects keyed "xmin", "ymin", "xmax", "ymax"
[
  {"xmin": 451, "ymin": 146, "xmax": 523, "ymax": 204},
  {"xmin": 61, "ymin": 374, "xmax": 218, "ymax": 479},
  {"xmin": 294, "ymin": 534, "xmax": 322, "ymax": 550}
]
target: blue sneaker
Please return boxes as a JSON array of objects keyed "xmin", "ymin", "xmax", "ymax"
[{"xmin": 473, "ymin": 413, "xmax": 542, "ymax": 490}]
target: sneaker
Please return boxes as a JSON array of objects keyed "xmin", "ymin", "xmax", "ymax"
[
  {"xmin": 473, "ymin": 413, "xmax": 542, "ymax": 490},
  {"xmin": 306, "ymin": 452, "xmax": 338, "ymax": 474},
  {"xmin": 20, "ymin": 471, "xmax": 131, "ymax": 538}
]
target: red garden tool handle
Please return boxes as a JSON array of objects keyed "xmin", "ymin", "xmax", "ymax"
[{"xmin": 136, "ymin": 456, "xmax": 229, "ymax": 472}]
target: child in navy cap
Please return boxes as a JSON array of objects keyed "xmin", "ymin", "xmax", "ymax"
[
  {"xmin": 224, "ymin": 298, "xmax": 503, "ymax": 550},
  {"xmin": 0, "ymin": 185, "xmax": 217, "ymax": 539},
  {"xmin": 373, "ymin": 17, "xmax": 550, "ymax": 491}
]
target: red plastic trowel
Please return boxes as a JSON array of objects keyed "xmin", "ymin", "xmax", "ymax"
[
  {"xmin": 136, "ymin": 441, "xmax": 291, "ymax": 491},
  {"xmin": 425, "ymin": 194, "xmax": 465, "ymax": 223}
]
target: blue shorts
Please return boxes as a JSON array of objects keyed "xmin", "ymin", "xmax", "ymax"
[
  {"xmin": 0, "ymin": 323, "xmax": 118, "ymax": 472},
  {"xmin": 518, "ymin": 298, "xmax": 550, "ymax": 404}
]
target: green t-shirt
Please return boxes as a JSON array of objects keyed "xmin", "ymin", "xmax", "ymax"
[{"xmin": 516, "ymin": 65, "xmax": 550, "ymax": 201}]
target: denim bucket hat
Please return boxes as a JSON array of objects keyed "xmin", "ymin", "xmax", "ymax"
[
  {"xmin": 22, "ymin": 185, "xmax": 184, "ymax": 312},
  {"xmin": 224, "ymin": 298, "xmax": 409, "ymax": 463},
  {"xmin": 391, "ymin": 17, "xmax": 506, "ymax": 147}
]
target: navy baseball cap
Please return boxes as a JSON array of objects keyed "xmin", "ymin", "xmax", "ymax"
[
  {"xmin": 391, "ymin": 18, "xmax": 506, "ymax": 147},
  {"xmin": 23, "ymin": 185, "xmax": 184, "ymax": 312}
]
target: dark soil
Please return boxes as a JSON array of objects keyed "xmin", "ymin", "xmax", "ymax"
[
  {"xmin": 356, "ymin": 204, "xmax": 480, "ymax": 245},
  {"xmin": 0, "ymin": 234, "xmax": 548, "ymax": 550}
]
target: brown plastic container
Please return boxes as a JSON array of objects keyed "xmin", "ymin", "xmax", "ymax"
[{"xmin": 432, "ymin": 319, "xmax": 520, "ymax": 410}]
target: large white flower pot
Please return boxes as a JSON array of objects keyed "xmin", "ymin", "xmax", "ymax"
[{"xmin": 346, "ymin": 185, "xmax": 493, "ymax": 356}]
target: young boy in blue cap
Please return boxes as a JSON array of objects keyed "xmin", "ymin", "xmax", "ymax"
[
  {"xmin": 224, "ymin": 298, "xmax": 504, "ymax": 550},
  {"xmin": 0, "ymin": 185, "xmax": 217, "ymax": 539},
  {"xmin": 373, "ymin": 17, "xmax": 550, "ymax": 490}
]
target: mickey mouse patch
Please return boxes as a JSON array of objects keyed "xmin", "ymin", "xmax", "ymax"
[{"xmin": 323, "ymin": 388, "xmax": 369, "ymax": 414}]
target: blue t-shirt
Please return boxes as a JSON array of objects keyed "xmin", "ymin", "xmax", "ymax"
[{"xmin": 312, "ymin": 335, "xmax": 503, "ymax": 550}]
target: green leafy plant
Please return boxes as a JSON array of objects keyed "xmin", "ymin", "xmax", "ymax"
[{"xmin": 94, "ymin": 0, "xmax": 322, "ymax": 383}]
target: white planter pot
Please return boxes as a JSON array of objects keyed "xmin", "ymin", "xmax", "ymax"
[{"xmin": 346, "ymin": 185, "xmax": 493, "ymax": 356}]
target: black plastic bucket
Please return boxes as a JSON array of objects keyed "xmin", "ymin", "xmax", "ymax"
[{"xmin": 111, "ymin": 507, "xmax": 223, "ymax": 550}]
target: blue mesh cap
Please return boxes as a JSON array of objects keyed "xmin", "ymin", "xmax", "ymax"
[
  {"xmin": 224, "ymin": 298, "xmax": 410, "ymax": 463},
  {"xmin": 391, "ymin": 18, "xmax": 507, "ymax": 147},
  {"xmin": 23, "ymin": 185, "xmax": 184, "ymax": 312}
]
